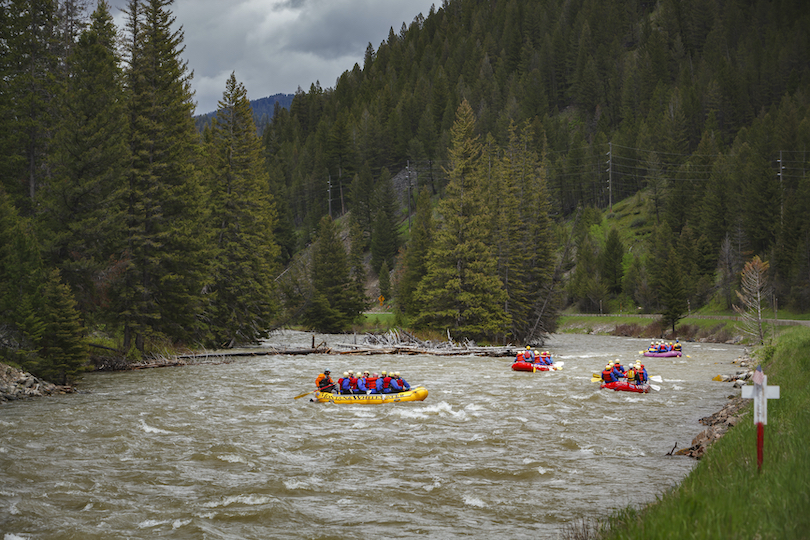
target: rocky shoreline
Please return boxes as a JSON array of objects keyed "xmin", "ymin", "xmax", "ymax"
[
  {"xmin": 673, "ymin": 350, "xmax": 756, "ymax": 459},
  {"xmin": 0, "ymin": 364, "xmax": 75, "ymax": 403}
]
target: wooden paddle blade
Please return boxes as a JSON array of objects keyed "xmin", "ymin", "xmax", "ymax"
[{"xmin": 293, "ymin": 389, "xmax": 316, "ymax": 400}]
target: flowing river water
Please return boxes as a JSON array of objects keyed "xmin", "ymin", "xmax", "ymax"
[{"xmin": 0, "ymin": 332, "xmax": 746, "ymax": 540}]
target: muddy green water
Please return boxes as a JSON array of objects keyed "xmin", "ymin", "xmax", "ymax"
[{"xmin": 0, "ymin": 333, "xmax": 745, "ymax": 539}]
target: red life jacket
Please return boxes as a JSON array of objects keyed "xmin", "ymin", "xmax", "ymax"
[
  {"xmin": 366, "ymin": 376, "xmax": 378, "ymax": 389},
  {"xmin": 382, "ymin": 376, "xmax": 392, "ymax": 389},
  {"xmin": 349, "ymin": 376, "xmax": 359, "ymax": 389},
  {"xmin": 601, "ymin": 369, "xmax": 614, "ymax": 382}
]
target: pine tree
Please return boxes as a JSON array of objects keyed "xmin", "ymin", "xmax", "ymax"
[
  {"xmin": 39, "ymin": 0, "xmax": 129, "ymax": 322},
  {"xmin": 302, "ymin": 216, "xmax": 365, "ymax": 332},
  {"xmin": 347, "ymin": 219, "xmax": 367, "ymax": 296},
  {"xmin": 414, "ymin": 100, "xmax": 509, "ymax": 341},
  {"xmin": 118, "ymin": 0, "xmax": 209, "ymax": 352},
  {"xmin": 396, "ymin": 187, "xmax": 433, "ymax": 316},
  {"xmin": 0, "ymin": 189, "xmax": 45, "ymax": 367},
  {"xmin": 36, "ymin": 269, "xmax": 88, "ymax": 385},
  {"xmin": 600, "ymin": 228, "xmax": 625, "ymax": 295},
  {"xmin": 2, "ymin": 0, "xmax": 60, "ymax": 209},
  {"xmin": 504, "ymin": 124, "xmax": 557, "ymax": 342},
  {"xmin": 0, "ymin": 190, "xmax": 88, "ymax": 384},
  {"xmin": 660, "ymin": 247, "xmax": 688, "ymax": 334},
  {"xmin": 570, "ymin": 234, "xmax": 606, "ymax": 313},
  {"xmin": 369, "ymin": 167, "xmax": 400, "ymax": 274},
  {"xmin": 205, "ymin": 72, "xmax": 280, "ymax": 347},
  {"xmin": 349, "ymin": 162, "xmax": 375, "ymax": 246}
]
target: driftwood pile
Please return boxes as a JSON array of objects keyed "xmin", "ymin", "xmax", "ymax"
[
  {"xmin": 93, "ymin": 330, "xmax": 518, "ymax": 371},
  {"xmin": 332, "ymin": 329, "xmax": 514, "ymax": 357}
]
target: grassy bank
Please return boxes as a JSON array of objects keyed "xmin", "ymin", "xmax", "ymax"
[
  {"xmin": 596, "ymin": 326, "xmax": 810, "ymax": 539},
  {"xmin": 557, "ymin": 315, "xmax": 741, "ymax": 342}
]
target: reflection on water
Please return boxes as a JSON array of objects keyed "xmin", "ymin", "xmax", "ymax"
[{"xmin": 0, "ymin": 333, "xmax": 745, "ymax": 539}]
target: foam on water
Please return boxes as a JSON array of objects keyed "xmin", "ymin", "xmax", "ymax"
[{"xmin": 138, "ymin": 419, "xmax": 171, "ymax": 434}]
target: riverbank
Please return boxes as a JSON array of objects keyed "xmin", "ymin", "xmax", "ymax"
[
  {"xmin": 588, "ymin": 326, "xmax": 810, "ymax": 540},
  {"xmin": 0, "ymin": 363, "xmax": 75, "ymax": 402},
  {"xmin": 557, "ymin": 314, "xmax": 745, "ymax": 343}
]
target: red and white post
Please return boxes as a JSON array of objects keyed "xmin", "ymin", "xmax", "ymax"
[{"xmin": 741, "ymin": 366, "xmax": 780, "ymax": 471}]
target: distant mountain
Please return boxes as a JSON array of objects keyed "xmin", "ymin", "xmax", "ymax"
[{"xmin": 194, "ymin": 93, "xmax": 294, "ymax": 134}]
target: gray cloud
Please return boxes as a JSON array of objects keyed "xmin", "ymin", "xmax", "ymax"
[{"xmin": 108, "ymin": 0, "xmax": 435, "ymax": 113}]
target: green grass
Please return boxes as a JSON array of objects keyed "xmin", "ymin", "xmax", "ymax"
[
  {"xmin": 598, "ymin": 326, "xmax": 810, "ymax": 540},
  {"xmin": 356, "ymin": 311, "xmax": 400, "ymax": 331},
  {"xmin": 557, "ymin": 314, "xmax": 740, "ymax": 340}
]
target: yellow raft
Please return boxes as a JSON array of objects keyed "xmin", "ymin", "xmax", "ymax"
[{"xmin": 312, "ymin": 386, "xmax": 428, "ymax": 404}]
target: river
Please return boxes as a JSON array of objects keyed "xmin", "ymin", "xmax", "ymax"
[{"xmin": 0, "ymin": 333, "xmax": 746, "ymax": 539}]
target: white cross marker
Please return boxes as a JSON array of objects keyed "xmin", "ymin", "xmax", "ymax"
[
  {"xmin": 741, "ymin": 368, "xmax": 780, "ymax": 424},
  {"xmin": 740, "ymin": 365, "xmax": 780, "ymax": 470}
]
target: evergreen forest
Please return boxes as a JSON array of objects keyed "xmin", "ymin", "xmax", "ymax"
[{"xmin": 1, "ymin": 0, "xmax": 809, "ymax": 384}]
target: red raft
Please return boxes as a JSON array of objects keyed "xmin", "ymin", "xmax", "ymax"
[
  {"xmin": 600, "ymin": 381, "xmax": 650, "ymax": 393},
  {"xmin": 642, "ymin": 350, "xmax": 681, "ymax": 358},
  {"xmin": 512, "ymin": 361, "xmax": 561, "ymax": 372}
]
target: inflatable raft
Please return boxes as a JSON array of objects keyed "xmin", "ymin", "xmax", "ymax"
[
  {"xmin": 600, "ymin": 381, "xmax": 650, "ymax": 393},
  {"xmin": 512, "ymin": 361, "xmax": 563, "ymax": 372},
  {"xmin": 312, "ymin": 386, "xmax": 428, "ymax": 404},
  {"xmin": 642, "ymin": 350, "xmax": 681, "ymax": 357}
]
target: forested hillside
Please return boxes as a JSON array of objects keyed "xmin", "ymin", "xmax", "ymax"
[
  {"xmin": 266, "ymin": 0, "xmax": 810, "ymax": 333},
  {"xmin": 1, "ymin": 0, "xmax": 809, "ymax": 382}
]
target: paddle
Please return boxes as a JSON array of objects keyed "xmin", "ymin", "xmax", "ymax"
[
  {"xmin": 293, "ymin": 383, "xmax": 335, "ymax": 400},
  {"xmin": 649, "ymin": 384, "xmax": 661, "ymax": 391},
  {"xmin": 649, "ymin": 375, "xmax": 663, "ymax": 383}
]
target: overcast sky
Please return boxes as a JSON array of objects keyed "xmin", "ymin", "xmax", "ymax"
[{"xmin": 107, "ymin": 0, "xmax": 437, "ymax": 114}]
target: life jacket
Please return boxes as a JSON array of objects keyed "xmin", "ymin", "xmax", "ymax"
[
  {"xmin": 674, "ymin": 343, "xmax": 682, "ymax": 351},
  {"xmin": 601, "ymin": 369, "xmax": 615, "ymax": 382},
  {"xmin": 636, "ymin": 369, "xmax": 647, "ymax": 383},
  {"xmin": 382, "ymin": 376, "xmax": 392, "ymax": 389},
  {"xmin": 349, "ymin": 376, "xmax": 359, "ymax": 389},
  {"xmin": 317, "ymin": 375, "xmax": 333, "ymax": 389},
  {"xmin": 626, "ymin": 369, "xmax": 636, "ymax": 381},
  {"xmin": 366, "ymin": 376, "xmax": 378, "ymax": 389}
]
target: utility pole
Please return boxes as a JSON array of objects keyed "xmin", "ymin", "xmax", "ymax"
[
  {"xmin": 407, "ymin": 160, "xmax": 412, "ymax": 231},
  {"xmin": 606, "ymin": 142, "xmax": 613, "ymax": 210},
  {"xmin": 778, "ymin": 151, "xmax": 784, "ymax": 226}
]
